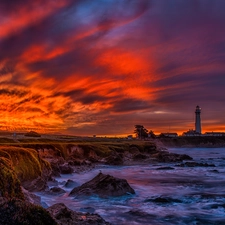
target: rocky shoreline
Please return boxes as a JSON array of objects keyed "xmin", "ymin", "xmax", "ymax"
[{"xmin": 0, "ymin": 139, "xmax": 196, "ymax": 224}]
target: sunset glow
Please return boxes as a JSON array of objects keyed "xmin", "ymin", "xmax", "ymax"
[{"xmin": 0, "ymin": 0, "xmax": 225, "ymax": 136}]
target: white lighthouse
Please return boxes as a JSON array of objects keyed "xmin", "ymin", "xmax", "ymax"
[{"xmin": 195, "ymin": 105, "xmax": 201, "ymax": 134}]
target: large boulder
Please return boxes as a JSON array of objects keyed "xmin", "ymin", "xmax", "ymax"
[
  {"xmin": 69, "ymin": 172, "xmax": 135, "ymax": 198},
  {"xmin": 47, "ymin": 203, "xmax": 111, "ymax": 225}
]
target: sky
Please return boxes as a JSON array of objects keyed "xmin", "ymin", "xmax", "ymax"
[{"xmin": 0, "ymin": 0, "xmax": 225, "ymax": 136}]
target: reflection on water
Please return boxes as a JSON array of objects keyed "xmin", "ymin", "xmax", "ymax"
[{"xmin": 36, "ymin": 148, "xmax": 225, "ymax": 225}]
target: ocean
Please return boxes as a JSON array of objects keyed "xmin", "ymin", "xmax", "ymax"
[{"xmin": 37, "ymin": 147, "xmax": 225, "ymax": 225}]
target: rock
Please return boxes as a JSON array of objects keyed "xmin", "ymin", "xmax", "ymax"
[
  {"xmin": 47, "ymin": 203, "xmax": 111, "ymax": 225},
  {"xmin": 47, "ymin": 178, "xmax": 59, "ymax": 187},
  {"xmin": 69, "ymin": 172, "xmax": 135, "ymax": 198},
  {"xmin": 64, "ymin": 179, "xmax": 78, "ymax": 188},
  {"xmin": 48, "ymin": 187, "xmax": 66, "ymax": 195},
  {"xmin": 59, "ymin": 163, "xmax": 73, "ymax": 174},
  {"xmin": 145, "ymin": 197, "xmax": 182, "ymax": 204},
  {"xmin": 156, "ymin": 166, "xmax": 174, "ymax": 170},
  {"xmin": 80, "ymin": 207, "xmax": 95, "ymax": 213},
  {"xmin": 48, "ymin": 157, "xmax": 66, "ymax": 176},
  {"xmin": 22, "ymin": 176, "xmax": 47, "ymax": 192},
  {"xmin": 154, "ymin": 151, "xmax": 193, "ymax": 163},
  {"xmin": 124, "ymin": 210, "xmax": 157, "ymax": 222},
  {"xmin": 177, "ymin": 162, "xmax": 215, "ymax": 167},
  {"xmin": 128, "ymin": 146, "xmax": 140, "ymax": 154},
  {"xmin": 49, "ymin": 161, "xmax": 61, "ymax": 177},
  {"xmin": 0, "ymin": 198, "xmax": 57, "ymax": 225},
  {"xmin": 105, "ymin": 153, "xmax": 123, "ymax": 165},
  {"xmin": 209, "ymin": 169, "xmax": 219, "ymax": 173},
  {"xmin": 69, "ymin": 159, "xmax": 82, "ymax": 166},
  {"xmin": 133, "ymin": 153, "xmax": 148, "ymax": 160},
  {"xmin": 22, "ymin": 187, "xmax": 41, "ymax": 205}
]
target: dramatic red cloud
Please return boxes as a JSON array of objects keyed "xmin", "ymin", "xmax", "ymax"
[{"xmin": 0, "ymin": 0, "xmax": 225, "ymax": 136}]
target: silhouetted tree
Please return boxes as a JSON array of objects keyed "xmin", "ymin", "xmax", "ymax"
[{"xmin": 134, "ymin": 125, "xmax": 148, "ymax": 139}]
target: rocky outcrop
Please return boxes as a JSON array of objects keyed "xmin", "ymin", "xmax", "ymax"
[
  {"xmin": 22, "ymin": 187, "xmax": 41, "ymax": 205},
  {"xmin": 153, "ymin": 151, "xmax": 193, "ymax": 162},
  {"xmin": 177, "ymin": 162, "xmax": 215, "ymax": 167},
  {"xmin": 64, "ymin": 179, "xmax": 78, "ymax": 188},
  {"xmin": 47, "ymin": 203, "xmax": 111, "ymax": 225},
  {"xmin": 159, "ymin": 136, "xmax": 225, "ymax": 148},
  {"xmin": 0, "ymin": 198, "xmax": 57, "ymax": 225},
  {"xmin": 59, "ymin": 163, "xmax": 73, "ymax": 174},
  {"xmin": 69, "ymin": 172, "xmax": 135, "ymax": 198},
  {"xmin": 105, "ymin": 153, "xmax": 124, "ymax": 165}
]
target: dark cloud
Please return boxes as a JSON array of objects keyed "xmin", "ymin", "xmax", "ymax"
[
  {"xmin": 0, "ymin": 89, "xmax": 28, "ymax": 98},
  {"xmin": 1, "ymin": 0, "xmax": 225, "ymax": 134},
  {"xmin": 111, "ymin": 98, "xmax": 151, "ymax": 113}
]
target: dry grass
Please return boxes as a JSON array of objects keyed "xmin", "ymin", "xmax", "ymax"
[
  {"xmin": 0, "ymin": 156, "xmax": 24, "ymax": 199},
  {"xmin": 0, "ymin": 146, "xmax": 50, "ymax": 181}
]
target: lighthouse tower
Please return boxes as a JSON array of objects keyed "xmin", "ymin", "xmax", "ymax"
[{"xmin": 195, "ymin": 105, "xmax": 201, "ymax": 134}]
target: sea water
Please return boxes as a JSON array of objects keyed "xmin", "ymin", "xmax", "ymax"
[{"xmin": 36, "ymin": 148, "xmax": 225, "ymax": 225}]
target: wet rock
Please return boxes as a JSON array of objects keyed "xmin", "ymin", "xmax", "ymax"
[
  {"xmin": 59, "ymin": 163, "xmax": 73, "ymax": 174},
  {"xmin": 124, "ymin": 210, "xmax": 157, "ymax": 223},
  {"xmin": 145, "ymin": 196, "xmax": 182, "ymax": 204},
  {"xmin": 155, "ymin": 151, "xmax": 193, "ymax": 162},
  {"xmin": 177, "ymin": 162, "xmax": 215, "ymax": 167},
  {"xmin": 48, "ymin": 187, "xmax": 66, "ymax": 195},
  {"xmin": 64, "ymin": 179, "xmax": 78, "ymax": 188},
  {"xmin": 80, "ymin": 207, "xmax": 95, "ymax": 213},
  {"xmin": 47, "ymin": 203, "xmax": 111, "ymax": 225},
  {"xmin": 69, "ymin": 172, "xmax": 135, "ymax": 198},
  {"xmin": 206, "ymin": 203, "xmax": 225, "ymax": 209},
  {"xmin": 156, "ymin": 166, "xmax": 174, "ymax": 170},
  {"xmin": 209, "ymin": 169, "xmax": 219, "ymax": 173}
]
